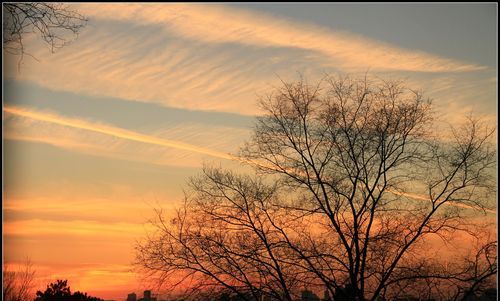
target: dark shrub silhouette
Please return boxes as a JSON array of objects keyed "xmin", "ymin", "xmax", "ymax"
[{"xmin": 34, "ymin": 280, "xmax": 103, "ymax": 301}]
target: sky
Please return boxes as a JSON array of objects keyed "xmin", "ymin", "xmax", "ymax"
[{"xmin": 2, "ymin": 3, "xmax": 497, "ymax": 301}]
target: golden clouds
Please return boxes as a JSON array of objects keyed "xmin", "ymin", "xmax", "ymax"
[{"xmin": 76, "ymin": 3, "xmax": 484, "ymax": 73}]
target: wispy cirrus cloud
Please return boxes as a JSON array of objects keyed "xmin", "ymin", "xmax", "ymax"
[
  {"xmin": 5, "ymin": 17, "xmax": 311, "ymax": 115},
  {"xmin": 4, "ymin": 4, "xmax": 489, "ymax": 116},
  {"xmin": 76, "ymin": 3, "xmax": 484, "ymax": 73},
  {"xmin": 402, "ymin": 73, "xmax": 497, "ymax": 127}
]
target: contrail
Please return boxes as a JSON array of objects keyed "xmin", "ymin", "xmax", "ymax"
[
  {"xmin": 4, "ymin": 106, "xmax": 495, "ymax": 214},
  {"xmin": 387, "ymin": 189, "xmax": 496, "ymax": 214},
  {"xmin": 4, "ymin": 106, "xmax": 236, "ymax": 161}
]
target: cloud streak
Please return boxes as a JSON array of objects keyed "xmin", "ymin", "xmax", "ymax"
[
  {"xmin": 388, "ymin": 189, "xmax": 496, "ymax": 214},
  {"xmin": 3, "ymin": 219, "xmax": 146, "ymax": 237},
  {"xmin": 4, "ymin": 105, "xmax": 494, "ymax": 215},
  {"xmin": 5, "ymin": 4, "xmax": 491, "ymax": 117},
  {"xmin": 4, "ymin": 23, "xmax": 286, "ymax": 115},
  {"xmin": 4, "ymin": 106, "xmax": 236, "ymax": 161},
  {"xmin": 76, "ymin": 3, "xmax": 484, "ymax": 73}
]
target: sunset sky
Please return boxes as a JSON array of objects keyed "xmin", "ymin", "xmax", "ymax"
[{"xmin": 2, "ymin": 3, "xmax": 497, "ymax": 301}]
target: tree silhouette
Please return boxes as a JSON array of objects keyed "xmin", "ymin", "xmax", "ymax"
[
  {"xmin": 34, "ymin": 280, "xmax": 103, "ymax": 301},
  {"xmin": 3, "ymin": 258, "xmax": 36, "ymax": 301},
  {"xmin": 3, "ymin": 3, "xmax": 87, "ymax": 59},
  {"xmin": 136, "ymin": 75, "xmax": 496, "ymax": 301}
]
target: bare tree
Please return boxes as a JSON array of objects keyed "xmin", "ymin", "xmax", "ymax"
[
  {"xmin": 136, "ymin": 170, "xmax": 304, "ymax": 301},
  {"xmin": 377, "ymin": 239, "xmax": 497, "ymax": 300},
  {"xmin": 136, "ymin": 75, "xmax": 496, "ymax": 301},
  {"xmin": 449, "ymin": 241, "xmax": 497, "ymax": 301},
  {"xmin": 3, "ymin": 258, "xmax": 36, "ymax": 301},
  {"xmin": 3, "ymin": 3, "xmax": 87, "ymax": 58}
]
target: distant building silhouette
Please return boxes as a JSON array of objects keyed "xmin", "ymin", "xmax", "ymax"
[
  {"xmin": 138, "ymin": 290, "xmax": 157, "ymax": 301},
  {"xmin": 127, "ymin": 290, "xmax": 157, "ymax": 301},
  {"xmin": 127, "ymin": 293, "xmax": 137, "ymax": 301}
]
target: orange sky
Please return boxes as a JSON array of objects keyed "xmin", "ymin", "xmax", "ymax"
[{"xmin": 3, "ymin": 3, "xmax": 497, "ymax": 301}]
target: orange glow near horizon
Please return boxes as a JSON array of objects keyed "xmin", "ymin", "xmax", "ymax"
[
  {"xmin": 3, "ymin": 3, "xmax": 496, "ymax": 300},
  {"xmin": 4, "ymin": 260, "xmax": 141, "ymax": 301}
]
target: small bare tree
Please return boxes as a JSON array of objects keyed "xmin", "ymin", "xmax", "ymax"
[
  {"xmin": 3, "ymin": 258, "xmax": 36, "ymax": 301},
  {"xmin": 136, "ymin": 75, "xmax": 496, "ymax": 301},
  {"xmin": 3, "ymin": 3, "xmax": 87, "ymax": 58}
]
